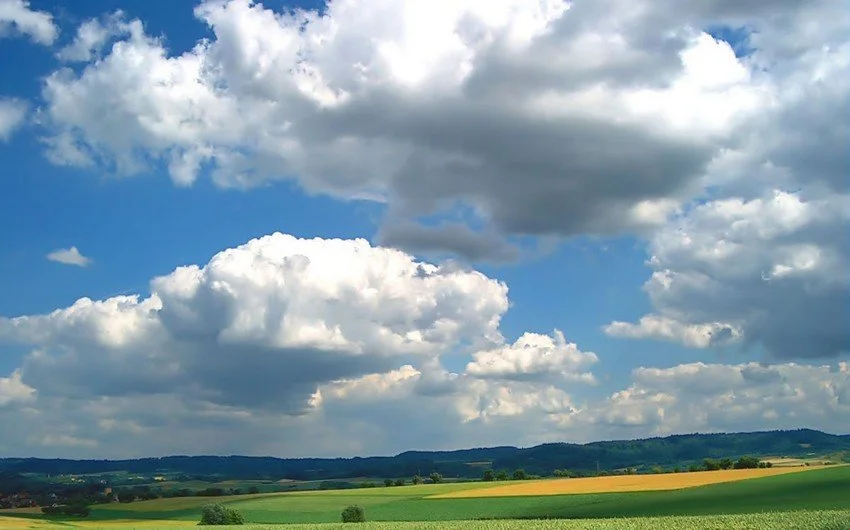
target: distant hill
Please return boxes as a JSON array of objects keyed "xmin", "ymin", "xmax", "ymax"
[{"xmin": 2, "ymin": 429, "xmax": 847, "ymax": 481}]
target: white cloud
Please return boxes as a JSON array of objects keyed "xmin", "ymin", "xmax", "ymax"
[
  {"xmin": 46, "ymin": 246, "xmax": 93, "ymax": 267},
  {"xmin": 40, "ymin": 0, "xmax": 794, "ymax": 247},
  {"xmin": 606, "ymin": 190, "xmax": 850, "ymax": 358},
  {"xmin": 0, "ymin": 370, "xmax": 35, "ymax": 406},
  {"xmin": 582, "ymin": 362, "xmax": 850, "ymax": 438},
  {"xmin": 56, "ymin": 11, "xmax": 133, "ymax": 62},
  {"xmin": 466, "ymin": 329, "xmax": 597, "ymax": 382},
  {"xmin": 0, "ymin": 97, "xmax": 27, "ymax": 141},
  {"xmin": 605, "ymin": 316, "xmax": 741, "ymax": 349},
  {"xmin": 0, "ymin": 0, "xmax": 57, "ymax": 45},
  {"xmin": 4, "ymin": 233, "xmax": 509, "ymax": 415}
]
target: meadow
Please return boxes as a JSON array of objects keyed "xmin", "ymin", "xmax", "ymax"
[{"xmin": 2, "ymin": 466, "xmax": 848, "ymax": 528}]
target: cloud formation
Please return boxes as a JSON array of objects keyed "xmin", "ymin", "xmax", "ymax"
[
  {"xmin": 40, "ymin": 0, "xmax": 773, "ymax": 239},
  {"xmin": 0, "ymin": 0, "xmax": 57, "ymax": 45},
  {"xmin": 46, "ymin": 246, "xmax": 93, "ymax": 267},
  {"xmin": 3, "ymin": 233, "xmax": 849, "ymax": 457}
]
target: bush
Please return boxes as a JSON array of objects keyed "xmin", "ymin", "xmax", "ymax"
[
  {"xmin": 429, "ymin": 472, "xmax": 443, "ymax": 484},
  {"xmin": 198, "ymin": 503, "xmax": 244, "ymax": 525},
  {"xmin": 393, "ymin": 479, "xmax": 405, "ymax": 487},
  {"xmin": 482, "ymin": 469, "xmax": 495, "ymax": 482},
  {"xmin": 341, "ymin": 505, "xmax": 366, "ymax": 523}
]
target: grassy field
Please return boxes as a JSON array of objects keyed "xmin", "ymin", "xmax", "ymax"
[
  {"xmin": 2, "ymin": 466, "xmax": 848, "ymax": 527},
  {"xmin": 0, "ymin": 511, "xmax": 849, "ymax": 530},
  {"xmin": 431, "ymin": 466, "xmax": 815, "ymax": 498}
]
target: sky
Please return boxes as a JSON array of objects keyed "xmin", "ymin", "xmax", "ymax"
[{"xmin": 0, "ymin": 0, "xmax": 847, "ymax": 459}]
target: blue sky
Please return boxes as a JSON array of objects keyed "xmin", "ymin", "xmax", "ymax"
[{"xmin": 0, "ymin": 0, "xmax": 847, "ymax": 458}]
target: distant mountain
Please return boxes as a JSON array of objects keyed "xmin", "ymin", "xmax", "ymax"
[{"xmin": 2, "ymin": 429, "xmax": 847, "ymax": 481}]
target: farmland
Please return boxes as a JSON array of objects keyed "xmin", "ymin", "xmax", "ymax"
[
  {"xmin": 0, "ymin": 511, "xmax": 849, "ymax": 530},
  {"xmin": 431, "ymin": 466, "xmax": 815, "ymax": 498},
  {"xmin": 2, "ymin": 465, "xmax": 848, "ymax": 528}
]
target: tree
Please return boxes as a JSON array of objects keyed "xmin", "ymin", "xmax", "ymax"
[
  {"xmin": 247, "ymin": 486, "xmax": 260, "ymax": 494},
  {"xmin": 703, "ymin": 459, "xmax": 721, "ymax": 471},
  {"xmin": 495, "ymin": 470, "xmax": 509, "ymax": 481},
  {"xmin": 384, "ymin": 479, "xmax": 394, "ymax": 487},
  {"xmin": 394, "ymin": 479, "xmax": 405, "ymax": 487},
  {"xmin": 429, "ymin": 472, "xmax": 443, "ymax": 484},
  {"xmin": 341, "ymin": 505, "xmax": 366, "ymax": 523},
  {"xmin": 482, "ymin": 470, "xmax": 495, "ymax": 482},
  {"xmin": 719, "ymin": 458, "xmax": 734, "ymax": 470},
  {"xmin": 412, "ymin": 475, "xmax": 423, "ymax": 485},
  {"xmin": 512, "ymin": 469, "xmax": 527, "ymax": 481},
  {"xmin": 199, "ymin": 503, "xmax": 244, "ymax": 525},
  {"xmin": 734, "ymin": 456, "xmax": 761, "ymax": 469}
]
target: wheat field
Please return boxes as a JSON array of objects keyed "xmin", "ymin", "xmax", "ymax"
[{"xmin": 429, "ymin": 466, "xmax": 819, "ymax": 498}]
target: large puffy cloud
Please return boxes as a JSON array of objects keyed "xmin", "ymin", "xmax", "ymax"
[
  {"xmin": 0, "ymin": 0, "xmax": 57, "ymax": 45},
  {"xmin": 606, "ymin": 190, "xmax": 850, "ymax": 359},
  {"xmin": 0, "ymin": 233, "xmax": 605, "ymax": 456},
  {"xmin": 1, "ymin": 233, "xmax": 509, "ymax": 414},
  {"xmin": 41, "ymin": 0, "xmax": 785, "ymax": 243}
]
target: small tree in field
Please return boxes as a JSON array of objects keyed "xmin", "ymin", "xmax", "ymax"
[
  {"xmin": 384, "ymin": 479, "xmax": 394, "ymax": 487},
  {"xmin": 512, "ymin": 469, "xmax": 527, "ymax": 481},
  {"xmin": 429, "ymin": 472, "xmax": 443, "ymax": 484},
  {"xmin": 482, "ymin": 469, "xmax": 495, "ymax": 482},
  {"xmin": 341, "ymin": 505, "xmax": 366, "ymax": 523},
  {"xmin": 199, "ymin": 503, "xmax": 244, "ymax": 525},
  {"xmin": 394, "ymin": 479, "xmax": 405, "ymax": 486},
  {"xmin": 412, "ymin": 474, "xmax": 423, "ymax": 485}
]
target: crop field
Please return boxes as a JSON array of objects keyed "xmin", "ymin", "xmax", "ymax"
[
  {"xmin": 431, "ymin": 466, "xmax": 816, "ymax": 498},
  {"xmin": 2, "ymin": 466, "xmax": 848, "ymax": 528},
  {"xmin": 1, "ymin": 511, "xmax": 849, "ymax": 530}
]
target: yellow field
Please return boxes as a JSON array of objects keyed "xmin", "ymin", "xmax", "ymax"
[{"xmin": 429, "ymin": 467, "xmax": 820, "ymax": 498}]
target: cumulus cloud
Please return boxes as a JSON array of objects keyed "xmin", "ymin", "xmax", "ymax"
[
  {"xmin": 3, "ymin": 233, "xmax": 509, "ymax": 414},
  {"xmin": 606, "ymin": 190, "xmax": 850, "ymax": 359},
  {"xmin": 583, "ymin": 362, "xmax": 850, "ymax": 438},
  {"xmin": 0, "ymin": 0, "xmax": 57, "ymax": 45},
  {"xmin": 39, "ymin": 0, "xmax": 790, "ymax": 249},
  {"xmin": 0, "ymin": 97, "xmax": 27, "ymax": 141},
  {"xmin": 466, "ymin": 330, "xmax": 597, "ymax": 382},
  {"xmin": 2, "ymin": 230, "xmax": 849, "ymax": 457},
  {"xmin": 46, "ymin": 246, "xmax": 93, "ymax": 267},
  {"xmin": 56, "ymin": 11, "xmax": 133, "ymax": 62}
]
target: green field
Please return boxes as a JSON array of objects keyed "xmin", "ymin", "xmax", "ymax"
[
  {"xmin": 3, "ymin": 466, "xmax": 849, "ymax": 528},
  {"xmin": 2, "ymin": 512, "xmax": 850, "ymax": 530}
]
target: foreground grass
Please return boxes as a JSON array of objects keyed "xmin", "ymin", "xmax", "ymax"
[{"xmin": 2, "ymin": 511, "xmax": 849, "ymax": 529}]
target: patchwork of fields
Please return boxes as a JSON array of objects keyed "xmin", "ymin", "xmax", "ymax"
[{"xmin": 1, "ymin": 465, "xmax": 848, "ymax": 529}]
